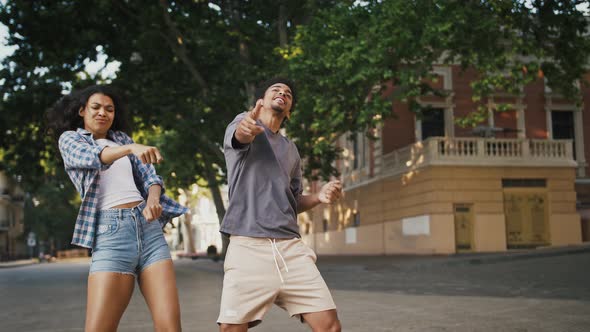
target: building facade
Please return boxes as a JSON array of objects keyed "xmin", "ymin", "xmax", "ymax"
[
  {"xmin": 188, "ymin": 195, "xmax": 224, "ymax": 254},
  {"xmin": 300, "ymin": 65, "xmax": 587, "ymax": 254},
  {"xmin": 0, "ymin": 172, "xmax": 25, "ymax": 260},
  {"xmin": 165, "ymin": 186, "xmax": 224, "ymax": 255}
]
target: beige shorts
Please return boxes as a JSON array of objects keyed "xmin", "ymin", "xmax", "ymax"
[{"xmin": 217, "ymin": 236, "xmax": 336, "ymax": 327}]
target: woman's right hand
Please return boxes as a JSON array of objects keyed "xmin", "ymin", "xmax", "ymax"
[{"xmin": 129, "ymin": 143, "xmax": 163, "ymax": 164}]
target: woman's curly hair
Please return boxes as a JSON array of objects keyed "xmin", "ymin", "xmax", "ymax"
[{"xmin": 46, "ymin": 84, "xmax": 130, "ymax": 142}]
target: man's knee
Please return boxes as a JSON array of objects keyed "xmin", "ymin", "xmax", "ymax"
[
  {"xmin": 327, "ymin": 320, "xmax": 342, "ymax": 332},
  {"xmin": 312, "ymin": 321, "xmax": 341, "ymax": 332},
  {"xmin": 307, "ymin": 317, "xmax": 341, "ymax": 332},
  {"xmin": 219, "ymin": 323, "xmax": 248, "ymax": 332}
]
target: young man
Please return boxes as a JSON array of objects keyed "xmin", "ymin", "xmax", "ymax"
[{"xmin": 218, "ymin": 77, "xmax": 343, "ymax": 332}]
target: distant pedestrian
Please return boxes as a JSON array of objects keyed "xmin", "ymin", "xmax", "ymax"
[
  {"xmin": 46, "ymin": 85, "xmax": 188, "ymax": 332},
  {"xmin": 217, "ymin": 77, "xmax": 343, "ymax": 331}
]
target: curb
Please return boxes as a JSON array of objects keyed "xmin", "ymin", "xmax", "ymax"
[
  {"xmin": 0, "ymin": 259, "xmax": 38, "ymax": 269},
  {"xmin": 316, "ymin": 243, "xmax": 590, "ymax": 272},
  {"xmin": 448, "ymin": 243, "xmax": 590, "ymax": 266}
]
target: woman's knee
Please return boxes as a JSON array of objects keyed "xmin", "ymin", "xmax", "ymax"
[
  {"xmin": 154, "ymin": 323, "xmax": 181, "ymax": 332},
  {"xmin": 85, "ymin": 318, "xmax": 118, "ymax": 332},
  {"xmin": 153, "ymin": 314, "xmax": 181, "ymax": 332}
]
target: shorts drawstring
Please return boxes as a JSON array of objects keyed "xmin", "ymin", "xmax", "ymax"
[{"xmin": 269, "ymin": 239, "xmax": 289, "ymax": 283}]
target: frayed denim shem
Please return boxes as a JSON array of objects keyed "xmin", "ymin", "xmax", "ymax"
[{"xmin": 89, "ymin": 201, "xmax": 171, "ymax": 277}]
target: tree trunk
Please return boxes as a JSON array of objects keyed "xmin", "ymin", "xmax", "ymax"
[
  {"xmin": 278, "ymin": 1, "xmax": 288, "ymax": 48},
  {"xmin": 158, "ymin": 0, "xmax": 209, "ymax": 95},
  {"xmin": 204, "ymin": 162, "xmax": 229, "ymax": 256},
  {"xmin": 178, "ymin": 189, "xmax": 196, "ymax": 254},
  {"xmin": 181, "ymin": 211, "xmax": 197, "ymax": 254},
  {"xmin": 222, "ymin": 0, "xmax": 256, "ymax": 106}
]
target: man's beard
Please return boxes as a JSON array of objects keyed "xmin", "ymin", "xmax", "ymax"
[{"xmin": 271, "ymin": 104, "xmax": 285, "ymax": 113}]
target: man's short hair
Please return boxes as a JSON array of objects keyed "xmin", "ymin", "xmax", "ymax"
[{"xmin": 254, "ymin": 77, "xmax": 297, "ymax": 112}]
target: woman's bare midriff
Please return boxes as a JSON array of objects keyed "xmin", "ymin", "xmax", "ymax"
[{"xmin": 111, "ymin": 200, "xmax": 143, "ymax": 209}]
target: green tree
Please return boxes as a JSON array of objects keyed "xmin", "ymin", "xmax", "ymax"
[
  {"xmin": 23, "ymin": 177, "xmax": 79, "ymax": 254},
  {"xmin": 2, "ymin": 0, "xmax": 588, "ymax": 251},
  {"xmin": 285, "ymin": 0, "xmax": 590, "ymax": 179},
  {"xmin": 0, "ymin": 0, "xmax": 335, "ymax": 252}
]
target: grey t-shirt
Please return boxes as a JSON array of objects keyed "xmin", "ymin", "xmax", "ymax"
[{"xmin": 221, "ymin": 112, "xmax": 303, "ymax": 238}]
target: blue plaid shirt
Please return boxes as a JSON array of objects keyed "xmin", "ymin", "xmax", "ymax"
[{"xmin": 59, "ymin": 128, "xmax": 189, "ymax": 248}]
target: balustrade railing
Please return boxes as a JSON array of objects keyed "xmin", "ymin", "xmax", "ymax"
[{"xmin": 380, "ymin": 137, "xmax": 575, "ymax": 177}]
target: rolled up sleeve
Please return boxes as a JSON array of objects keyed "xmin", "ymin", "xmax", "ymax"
[
  {"xmin": 58, "ymin": 131, "xmax": 110, "ymax": 171},
  {"xmin": 118, "ymin": 132, "xmax": 165, "ymax": 193}
]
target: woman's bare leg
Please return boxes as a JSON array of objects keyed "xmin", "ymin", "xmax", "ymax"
[
  {"xmin": 139, "ymin": 260, "xmax": 182, "ymax": 332},
  {"xmin": 85, "ymin": 272, "xmax": 135, "ymax": 332}
]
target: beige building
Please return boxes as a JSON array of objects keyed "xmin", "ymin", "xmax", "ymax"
[
  {"xmin": 186, "ymin": 194, "xmax": 224, "ymax": 254},
  {"xmin": 165, "ymin": 185, "xmax": 225, "ymax": 255},
  {"xmin": 0, "ymin": 172, "xmax": 25, "ymax": 260},
  {"xmin": 300, "ymin": 65, "xmax": 586, "ymax": 255}
]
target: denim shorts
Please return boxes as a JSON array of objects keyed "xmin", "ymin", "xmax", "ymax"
[{"xmin": 89, "ymin": 201, "xmax": 171, "ymax": 277}]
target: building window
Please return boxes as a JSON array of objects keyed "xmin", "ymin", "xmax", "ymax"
[
  {"xmin": 352, "ymin": 212, "xmax": 360, "ymax": 227},
  {"xmin": 502, "ymin": 179, "xmax": 547, "ymax": 188},
  {"xmin": 351, "ymin": 133, "xmax": 366, "ymax": 170},
  {"xmin": 551, "ymin": 111, "xmax": 575, "ymax": 159},
  {"xmin": 421, "ymin": 108, "xmax": 445, "ymax": 140},
  {"xmin": 322, "ymin": 219, "xmax": 328, "ymax": 233}
]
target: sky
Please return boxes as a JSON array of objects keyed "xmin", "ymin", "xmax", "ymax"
[
  {"xmin": 0, "ymin": 0, "xmax": 13, "ymax": 62},
  {"xmin": 0, "ymin": 3, "xmax": 119, "ymax": 82},
  {"xmin": 0, "ymin": 22, "xmax": 15, "ymax": 62},
  {"xmin": 0, "ymin": 24, "xmax": 119, "ymax": 90}
]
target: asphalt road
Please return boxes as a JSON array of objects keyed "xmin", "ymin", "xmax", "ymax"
[{"xmin": 1, "ymin": 251, "xmax": 589, "ymax": 331}]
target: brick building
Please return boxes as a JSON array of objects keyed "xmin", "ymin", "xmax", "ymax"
[
  {"xmin": 300, "ymin": 65, "xmax": 587, "ymax": 254},
  {"xmin": 0, "ymin": 172, "xmax": 25, "ymax": 260}
]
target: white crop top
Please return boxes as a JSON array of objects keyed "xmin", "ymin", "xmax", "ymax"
[{"xmin": 95, "ymin": 139, "xmax": 144, "ymax": 210}]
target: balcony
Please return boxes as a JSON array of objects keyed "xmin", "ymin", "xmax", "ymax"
[
  {"xmin": 341, "ymin": 137, "xmax": 575, "ymax": 188},
  {"xmin": 381, "ymin": 137, "xmax": 575, "ymax": 177}
]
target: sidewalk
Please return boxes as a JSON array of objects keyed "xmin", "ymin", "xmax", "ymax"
[
  {"xmin": 443, "ymin": 242, "xmax": 590, "ymax": 266},
  {"xmin": 0, "ymin": 256, "xmax": 91, "ymax": 268},
  {"xmin": 1, "ymin": 242, "xmax": 588, "ymax": 270},
  {"xmin": 315, "ymin": 242, "xmax": 590, "ymax": 271},
  {"xmin": 0, "ymin": 258, "xmax": 38, "ymax": 268}
]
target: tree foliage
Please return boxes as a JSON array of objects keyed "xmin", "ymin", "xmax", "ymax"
[
  {"xmin": 0, "ymin": 0, "xmax": 589, "ymax": 247},
  {"xmin": 0, "ymin": 0, "xmax": 333, "ymax": 248},
  {"xmin": 285, "ymin": 0, "xmax": 590, "ymax": 179}
]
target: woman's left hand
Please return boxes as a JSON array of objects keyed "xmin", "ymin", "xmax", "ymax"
[{"xmin": 143, "ymin": 197, "xmax": 163, "ymax": 222}]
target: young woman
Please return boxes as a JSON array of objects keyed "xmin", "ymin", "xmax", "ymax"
[{"xmin": 46, "ymin": 85, "xmax": 188, "ymax": 332}]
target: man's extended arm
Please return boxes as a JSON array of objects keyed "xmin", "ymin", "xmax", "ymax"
[{"xmin": 297, "ymin": 180, "xmax": 343, "ymax": 213}]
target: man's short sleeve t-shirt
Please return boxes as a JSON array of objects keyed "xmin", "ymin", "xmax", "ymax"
[{"xmin": 221, "ymin": 112, "xmax": 303, "ymax": 238}]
